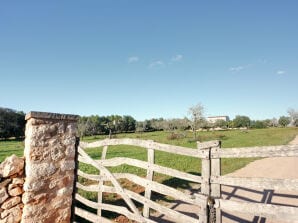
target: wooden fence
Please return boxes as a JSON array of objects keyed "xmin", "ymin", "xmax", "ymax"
[
  {"xmin": 73, "ymin": 138, "xmax": 298, "ymax": 223},
  {"xmin": 207, "ymin": 142, "xmax": 298, "ymax": 223}
]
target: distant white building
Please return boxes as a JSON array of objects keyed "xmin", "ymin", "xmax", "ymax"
[{"xmin": 207, "ymin": 116, "xmax": 230, "ymax": 123}]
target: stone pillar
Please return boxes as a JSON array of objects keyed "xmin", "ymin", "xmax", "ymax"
[{"xmin": 22, "ymin": 112, "xmax": 79, "ymax": 223}]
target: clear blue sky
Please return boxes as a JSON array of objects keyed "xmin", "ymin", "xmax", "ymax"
[{"xmin": 1, "ymin": 1, "xmax": 297, "ymax": 121}]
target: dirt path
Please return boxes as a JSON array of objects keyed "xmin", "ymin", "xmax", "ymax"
[
  {"xmin": 221, "ymin": 136, "xmax": 298, "ymax": 223},
  {"xmin": 152, "ymin": 135, "xmax": 298, "ymax": 223}
]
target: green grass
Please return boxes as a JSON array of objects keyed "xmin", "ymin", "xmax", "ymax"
[
  {"xmin": 75, "ymin": 127, "xmax": 298, "ymax": 221},
  {"xmin": 1, "ymin": 128, "xmax": 297, "ymax": 222},
  {"xmin": 79, "ymin": 127, "xmax": 298, "ymax": 184},
  {"xmin": 0, "ymin": 139, "xmax": 24, "ymax": 162}
]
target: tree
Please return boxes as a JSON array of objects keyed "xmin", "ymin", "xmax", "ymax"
[
  {"xmin": 287, "ymin": 108, "xmax": 298, "ymax": 127},
  {"xmin": 121, "ymin": 115, "xmax": 136, "ymax": 132},
  {"xmin": 0, "ymin": 108, "xmax": 25, "ymax": 139},
  {"xmin": 213, "ymin": 119, "xmax": 228, "ymax": 129},
  {"xmin": 188, "ymin": 103, "xmax": 204, "ymax": 140},
  {"xmin": 233, "ymin": 115, "xmax": 251, "ymax": 128},
  {"xmin": 250, "ymin": 120, "xmax": 267, "ymax": 129},
  {"xmin": 278, "ymin": 116, "xmax": 290, "ymax": 127}
]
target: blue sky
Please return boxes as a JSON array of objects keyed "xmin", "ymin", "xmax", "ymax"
[{"xmin": 0, "ymin": 1, "xmax": 297, "ymax": 121}]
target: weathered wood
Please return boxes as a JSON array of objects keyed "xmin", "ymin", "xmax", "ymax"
[
  {"xmin": 211, "ymin": 176, "xmax": 298, "ymax": 191},
  {"xmin": 77, "ymin": 172, "xmax": 205, "ymax": 205},
  {"xmin": 197, "ymin": 140, "xmax": 220, "ymax": 149},
  {"xmin": 215, "ymin": 199, "xmax": 298, "ymax": 223},
  {"xmin": 198, "ymin": 142, "xmax": 211, "ymax": 223},
  {"xmin": 98, "ymin": 145, "xmax": 108, "ymax": 217},
  {"xmin": 97, "ymin": 157, "xmax": 202, "ymax": 183},
  {"xmin": 213, "ymin": 144, "xmax": 298, "ymax": 158},
  {"xmin": 80, "ymin": 138, "xmax": 203, "ymax": 158},
  {"xmin": 101, "ymin": 185, "xmax": 201, "ymax": 223},
  {"xmin": 210, "ymin": 143, "xmax": 221, "ymax": 223},
  {"xmin": 76, "ymin": 193, "xmax": 156, "ymax": 223},
  {"xmin": 143, "ymin": 147, "xmax": 154, "ymax": 218},
  {"xmin": 200, "ymin": 151, "xmax": 210, "ymax": 195},
  {"xmin": 75, "ymin": 207, "xmax": 112, "ymax": 223},
  {"xmin": 77, "ymin": 169, "xmax": 101, "ymax": 181},
  {"xmin": 78, "ymin": 147, "xmax": 141, "ymax": 216}
]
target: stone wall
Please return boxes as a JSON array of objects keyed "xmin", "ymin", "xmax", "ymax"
[
  {"xmin": 0, "ymin": 155, "xmax": 25, "ymax": 223},
  {"xmin": 22, "ymin": 112, "xmax": 79, "ymax": 223}
]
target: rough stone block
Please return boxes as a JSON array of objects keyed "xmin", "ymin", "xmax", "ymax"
[
  {"xmin": 0, "ymin": 188, "xmax": 9, "ymax": 205},
  {"xmin": 0, "ymin": 203, "xmax": 22, "ymax": 220},
  {"xmin": 60, "ymin": 160, "xmax": 75, "ymax": 172},
  {"xmin": 11, "ymin": 178, "xmax": 24, "ymax": 185},
  {"xmin": 26, "ymin": 162, "xmax": 56, "ymax": 178},
  {"xmin": 1, "ymin": 196, "xmax": 21, "ymax": 210},
  {"xmin": 0, "ymin": 179, "xmax": 12, "ymax": 189},
  {"xmin": 8, "ymin": 186, "xmax": 23, "ymax": 197},
  {"xmin": 0, "ymin": 155, "xmax": 24, "ymax": 178}
]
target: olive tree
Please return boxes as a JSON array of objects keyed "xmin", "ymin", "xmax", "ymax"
[
  {"xmin": 188, "ymin": 103, "xmax": 204, "ymax": 140},
  {"xmin": 278, "ymin": 116, "xmax": 290, "ymax": 127},
  {"xmin": 287, "ymin": 108, "xmax": 298, "ymax": 127}
]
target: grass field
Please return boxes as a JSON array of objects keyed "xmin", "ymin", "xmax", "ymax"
[
  {"xmin": 75, "ymin": 127, "xmax": 298, "ymax": 221},
  {"xmin": 1, "ymin": 128, "xmax": 297, "ymax": 221},
  {"xmin": 79, "ymin": 127, "xmax": 298, "ymax": 181}
]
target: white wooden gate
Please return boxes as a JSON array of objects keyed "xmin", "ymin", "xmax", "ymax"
[{"xmin": 73, "ymin": 139, "xmax": 214, "ymax": 223}]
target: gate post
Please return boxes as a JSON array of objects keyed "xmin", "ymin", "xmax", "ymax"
[
  {"xmin": 198, "ymin": 142, "xmax": 211, "ymax": 223},
  {"xmin": 210, "ymin": 141, "xmax": 221, "ymax": 223},
  {"xmin": 22, "ymin": 112, "xmax": 79, "ymax": 223},
  {"xmin": 198, "ymin": 140, "xmax": 221, "ymax": 223}
]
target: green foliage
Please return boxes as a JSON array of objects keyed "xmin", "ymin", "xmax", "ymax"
[
  {"xmin": 233, "ymin": 115, "xmax": 251, "ymax": 128},
  {"xmin": 78, "ymin": 114, "xmax": 137, "ymax": 137},
  {"xmin": 278, "ymin": 116, "xmax": 290, "ymax": 127},
  {"xmin": 213, "ymin": 119, "xmax": 228, "ymax": 129},
  {"xmin": 250, "ymin": 120, "xmax": 267, "ymax": 129},
  {"xmin": 0, "ymin": 108, "xmax": 25, "ymax": 139}
]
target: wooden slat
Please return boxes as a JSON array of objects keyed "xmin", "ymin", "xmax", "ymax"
[
  {"xmin": 74, "ymin": 207, "xmax": 112, "ymax": 223},
  {"xmin": 78, "ymin": 147, "xmax": 141, "ymax": 216},
  {"xmin": 79, "ymin": 153, "xmax": 202, "ymax": 183},
  {"xmin": 199, "ymin": 144, "xmax": 210, "ymax": 223},
  {"xmin": 75, "ymin": 194, "xmax": 156, "ymax": 223},
  {"xmin": 215, "ymin": 199, "xmax": 298, "ymax": 223},
  {"xmin": 101, "ymin": 185, "xmax": 201, "ymax": 223},
  {"xmin": 80, "ymin": 138, "xmax": 203, "ymax": 158},
  {"xmin": 197, "ymin": 140, "xmax": 220, "ymax": 149},
  {"xmin": 211, "ymin": 176, "xmax": 298, "ymax": 191},
  {"xmin": 77, "ymin": 170, "xmax": 101, "ymax": 181},
  {"xmin": 143, "ymin": 147, "xmax": 154, "ymax": 218},
  {"xmin": 200, "ymin": 151, "xmax": 210, "ymax": 196},
  {"xmin": 214, "ymin": 145, "xmax": 298, "ymax": 158},
  {"xmin": 96, "ymin": 157, "xmax": 202, "ymax": 183},
  {"xmin": 77, "ymin": 172, "xmax": 205, "ymax": 206},
  {"xmin": 210, "ymin": 143, "xmax": 221, "ymax": 223},
  {"xmin": 98, "ymin": 145, "xmax": 108, "ymax": 217}
]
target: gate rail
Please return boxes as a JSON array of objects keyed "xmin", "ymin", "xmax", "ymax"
[
  {"xmin": 74, "ymin": 138, "xmax": 215, "ymax": 223},
  {"xmin": 73, "ymin": 139, "xmax": 298, "ymax": 223}
]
